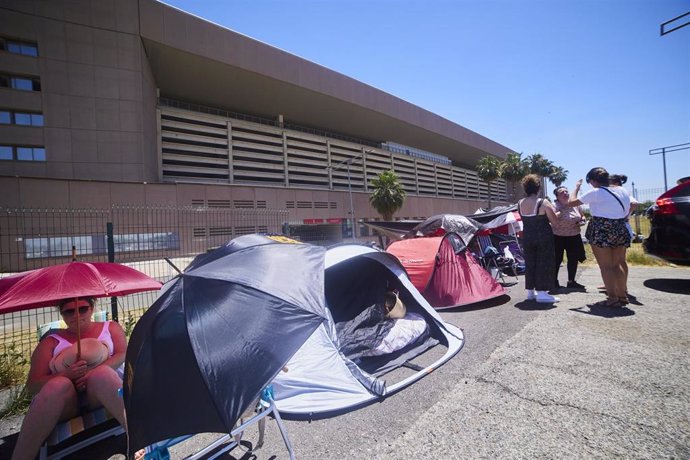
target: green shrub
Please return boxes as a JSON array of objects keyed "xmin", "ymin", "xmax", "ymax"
[
  {"xmin": 0, "ymin": 385, "xmax": 31, "ymax": 419},
  {"xmin": 123, "ymin": 313, "xmax": 138, "ymax": 338},
  {"xmin": 0, "ymin": 343, "xmax": 29, "ymax": 389}
]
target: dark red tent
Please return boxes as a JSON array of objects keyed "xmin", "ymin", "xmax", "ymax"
[{"xmin": 387, "ymin": 233, "xmax": 505, "ymax": 310}]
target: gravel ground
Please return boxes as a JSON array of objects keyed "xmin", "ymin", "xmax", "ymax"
[{"xmin": 1, "ymin": 265, "xmax": 688, "ymax": 459}]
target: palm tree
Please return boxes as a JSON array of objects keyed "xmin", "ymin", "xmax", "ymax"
[
  {"xmin": 369, "ymin": 170, "xmax": 406, "ymax": 220},
  {"xmin": 525, "ymin": 153, "xmax": 554, "ymax": 196},
  {"xmin": 499, "ymin": 152, "xmax": 529, "ymax": 199},
  {"xmin": 548, "ymin": 165, "xmax": 568, "ymax": 187},
  {"xmin": 476, "ymin": 155, "xmax": 502, "ymax": 209}
]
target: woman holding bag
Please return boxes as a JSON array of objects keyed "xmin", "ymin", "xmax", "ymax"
[{"xmin": 568, "ymin": 167, "xmax": 631, "ymax": 307}]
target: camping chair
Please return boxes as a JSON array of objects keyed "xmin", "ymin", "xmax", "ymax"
[
  {"xmin": 142, "ymin": 386, "xmax": 295, "ymax": 460},
  {"xmin": 475, "ymin": 234, "xmax": 519, "ymax": 286},
  {"xmin": 37, "ymin": 310, "xmax": 125, "ymax": 460},
  {"xmin": 498, "ymin": 238, "xmax": 526, "ymax": 275}
]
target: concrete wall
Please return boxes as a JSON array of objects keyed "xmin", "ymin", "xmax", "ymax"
[{"xmin": 0, "ymin": 0, "xmax": 158, "ymax": 182}]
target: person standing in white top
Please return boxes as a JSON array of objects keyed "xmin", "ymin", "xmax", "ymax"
[{"xmin": 568, "ymin": 167, "xmax": 631, "ymax": 308}]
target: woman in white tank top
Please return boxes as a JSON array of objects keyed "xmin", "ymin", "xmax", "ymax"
[{"xmin": 11, "ymin": 297, "xmax": 128, "ymax": 460}]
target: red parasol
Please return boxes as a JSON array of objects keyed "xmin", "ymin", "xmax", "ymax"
[{"xmin": 0, "ymin": 261, "xmax": 162, "ymax": 358}]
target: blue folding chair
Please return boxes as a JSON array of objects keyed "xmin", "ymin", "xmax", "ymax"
[{"xmin": 142, "ymin": 386, "xmax": 295, "ymax": 460}]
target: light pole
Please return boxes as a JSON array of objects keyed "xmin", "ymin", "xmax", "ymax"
[
  {"xmin": 649, "ymin": 143, "xmax": 690, "ymax": 191},
  {"xmin": 327, "ymin": 151, "xmax": 369, "ymax": 242}
]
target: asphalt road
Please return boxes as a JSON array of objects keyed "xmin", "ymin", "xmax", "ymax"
[{"xmin": 1, "ymin": 265, "xmax": 689, "ymax": 459}]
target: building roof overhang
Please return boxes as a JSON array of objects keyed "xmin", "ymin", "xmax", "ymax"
[{"xmin": 141, "ymin": 0, "xmax": 514, "ymax": 167}]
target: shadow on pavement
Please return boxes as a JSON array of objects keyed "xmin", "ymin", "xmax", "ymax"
[
  {"xmin": 447, "ymin": 294, "xmax": 512, "ymax": 313},
  {"xmin": 569, "ymin": 305, "xmax": 635, "ymax": 318},
  {"xmin": 513, "ymin": 300, "xmax": 557, "ymax": 311},
  {"xmin": 643, "ymin": 278, "xmax": 690, "ymax": 295}
]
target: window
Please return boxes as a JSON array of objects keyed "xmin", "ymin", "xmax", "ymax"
[
  {"xmin": 0, "ymin": 74, "xmax": 41, "ymax": 91},
  {"xmin": 24, "ymin": 232, "xmax": 180, "ymax": 259},
  {"xmin": 0, "ymin": 38, "xmax": 38, "ymax": 56},
  {"xmin": 0, "ymin": 146, "xmax": 12, "ymax": 160},
  {"xmin": 0, "ymin": 111, "xmax": 9, "ymax": 124},
  {"xmin": 0, "ymin": 145, "xmax": 46, "ymax": 161},
  {"xmin": 14, "ymin": 112, "xmax": 43, "ymax": 126}
]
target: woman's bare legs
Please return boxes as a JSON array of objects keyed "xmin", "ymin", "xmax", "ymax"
[
  {"xmin": 592, "ymin": 245, "xmax": 627, "ymax": 302},
  {"xmin": 11, "ymin": 376, "xmax": 79, "ymax": 460},
  {"xmin": 611, "ymin": 246, "xmax": 628, "ymax": 299},
  {"xmin": 84, "ymin": 366, "xmax": 126, "ymax": 428}
]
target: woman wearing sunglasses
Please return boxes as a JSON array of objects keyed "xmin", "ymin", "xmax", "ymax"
[{"xmin": 11, "ymin": 298, "xmax": 127, "ymax": 460}]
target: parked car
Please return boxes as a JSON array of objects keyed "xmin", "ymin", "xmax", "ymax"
[{"xmin": 644, "ymin": 181, "xmax": 690, "ymax": 265}]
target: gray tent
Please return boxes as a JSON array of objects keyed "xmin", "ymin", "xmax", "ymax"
[{"xmin": 273, "ymin": 244, "xmax": 464, "ymax": 415}]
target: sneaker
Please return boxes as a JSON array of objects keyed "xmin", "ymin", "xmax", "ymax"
[
  {"xmin": 567, "ymin": 281, "xmax": 586, "ymax": 290},
  {"xmin": 526, "ymin": 289, "xmax": 536, "ymax": 300},
  {"xmin": 536, "ymin": 291, "xmax": 560, "ymax": 303}
]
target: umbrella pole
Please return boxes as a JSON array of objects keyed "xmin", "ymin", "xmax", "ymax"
[{"xmin": 74, "ymin": 297, "xmax": 81, "ymax": 361}]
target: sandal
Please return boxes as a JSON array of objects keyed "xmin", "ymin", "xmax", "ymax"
[
  {"xmin": 618, "ymin": 296, "xmax": 629, "ymax": 305},
  {"xmin": 590, "ymin": 298, "xmax": 625, "ymax": 308}
]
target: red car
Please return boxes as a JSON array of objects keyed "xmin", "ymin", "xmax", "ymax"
[{"xmin": 644, "ymin": 181, "xmax": 690, "ymax": 265}]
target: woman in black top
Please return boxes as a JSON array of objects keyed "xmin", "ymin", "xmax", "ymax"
[{"xmin": 518, "ymin": 174, "xmax": 561, "ymax": 303}]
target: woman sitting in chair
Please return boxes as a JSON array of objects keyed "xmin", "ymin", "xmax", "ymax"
[{"xmin": 11, "ymin": 298, "xmax": 127, "ymax": 460}]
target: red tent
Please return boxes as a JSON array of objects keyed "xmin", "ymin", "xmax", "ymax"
[{"xmin": 387, "ymin": 233, "xmax": 505, "ymax": 310}]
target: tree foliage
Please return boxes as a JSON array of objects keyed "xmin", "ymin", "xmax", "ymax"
[
  {"xmin": 548, "ymin": 166, "xmax": 569, "ymax": 187},
  {"xmin": 476, "ymin": 155, "xmax": 502, "ymax": 208},
  {"xmin": 525, "ymin": 153, "xmax": 554, "ymax": 177},
  {"xmin": 499, "ymin": 152, "xmax": 529, "ymax": 182},
  {"xmin": 369, "ymin": 170, "xmax": 406, "ymax": 220}
]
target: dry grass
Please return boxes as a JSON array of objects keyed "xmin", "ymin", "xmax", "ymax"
[{"xmin": 578, "ymin": 242, "xmax": 669, "ymax": 267}]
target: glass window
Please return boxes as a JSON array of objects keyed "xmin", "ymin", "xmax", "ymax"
[
  {"xmin": 0, "ymin": 145, "xmax": 12, "ymax": 160},
  {"xmin": 51, "ymin": 237, "xmax": 72, "ymax": 257},
  {"xmin": 7, "ymin": 42, "xmax": 21, "ymax": 54},
  {"xmin": 4, "ymin": 40, "xmax": 38, "ymax": 56},
  {"xmin": 0, "ymin": 111, "xmax": 10, "ymax": 124},
  {"xmin": 31, "ymin": 113, "xmax": 44, "ymax": 126},
  {"xmin": 16, "ymin": 147, "xmax": 32, "ymax": 160},
  {"xmin": 14, "ymin": 113, "xmax": 31, "ymax": 125},
  {"xmin": 25, "ymin": 238, "xmax": 50, "ymax": 259},
  {"xmin": 11, "ymin": 77, "xmax": 33, "ymax": 91},
  {"xmin": 33, "ymin": 147, "xmax": 45, "ymax": 161},
  {"xmin": 0, "ymin": 75, "xmax": 9, "ymax": 87},
  {"xmin": 20, "ymin": 43, "xmax": 38, "ymax": 56}
]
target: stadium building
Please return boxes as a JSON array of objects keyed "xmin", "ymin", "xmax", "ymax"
[{"xmin": 0, "ymin": 0, "xmax": 514, "ymax": 262}]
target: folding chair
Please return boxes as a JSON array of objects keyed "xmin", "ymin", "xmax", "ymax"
[
  {"xmin": 142, "ymin": 386, "xmax": 295, "ymax": 460},
  {"xmin": 37, "ymin": 310, "xmax": 125, "ymax": 460},
  {"xmin": 475, "ymin": 234, "xmax": 519, "ymax": 286}
]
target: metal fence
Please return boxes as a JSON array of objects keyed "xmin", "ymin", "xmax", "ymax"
[{"xmin": 0, "ymin": 206, "xmax": 289, "ymax": 360}]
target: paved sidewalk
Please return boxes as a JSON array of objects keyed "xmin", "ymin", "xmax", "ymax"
[{"xmin": 370, "ymin": 265, "xmax": 690, "ymax": 459}]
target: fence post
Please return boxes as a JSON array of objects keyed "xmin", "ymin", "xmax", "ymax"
[{"xmin": 106, "ymin": 222, "xmax": 118, "ymax": 322}]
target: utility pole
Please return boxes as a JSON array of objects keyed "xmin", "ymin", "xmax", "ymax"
[
  {"xmin": 649, "ymin": 143, "xmax": 690, "ymax": 192},
  {"xmin": 326, "ymin": 151, "xmax": 370, "ymax": 242}
]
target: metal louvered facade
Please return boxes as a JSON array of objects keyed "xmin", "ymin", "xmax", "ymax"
[{"xmin": 160, "ymin": 106, "xmax": 508, "ymax": 202}]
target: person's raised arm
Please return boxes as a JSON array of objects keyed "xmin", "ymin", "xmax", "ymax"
[
  {"xmin": 568, "ymin": 179, "xmax": 584, "ymax": 207},
  {"xmin": 543, "ymin": 200, "xmax": 560, "ymax": 225}
]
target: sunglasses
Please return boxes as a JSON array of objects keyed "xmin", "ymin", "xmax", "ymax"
[{"xmin": 60, "ymin": 305, "xmax": 91, "ymax": 317}]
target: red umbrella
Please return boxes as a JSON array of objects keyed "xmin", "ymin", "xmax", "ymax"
[{"xmin": 0, "ymin": 261, "xmax": 162, "ymax": 357}]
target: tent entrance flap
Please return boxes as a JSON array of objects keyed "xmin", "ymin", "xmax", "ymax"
[{"xmin": 325, "ymin": 256, "xmax": 444, "ymax": 377}]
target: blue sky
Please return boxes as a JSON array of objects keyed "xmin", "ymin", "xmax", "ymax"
[{"xmin": 162, "ymin": 0, "xmax": 689, "ymax": 196}]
